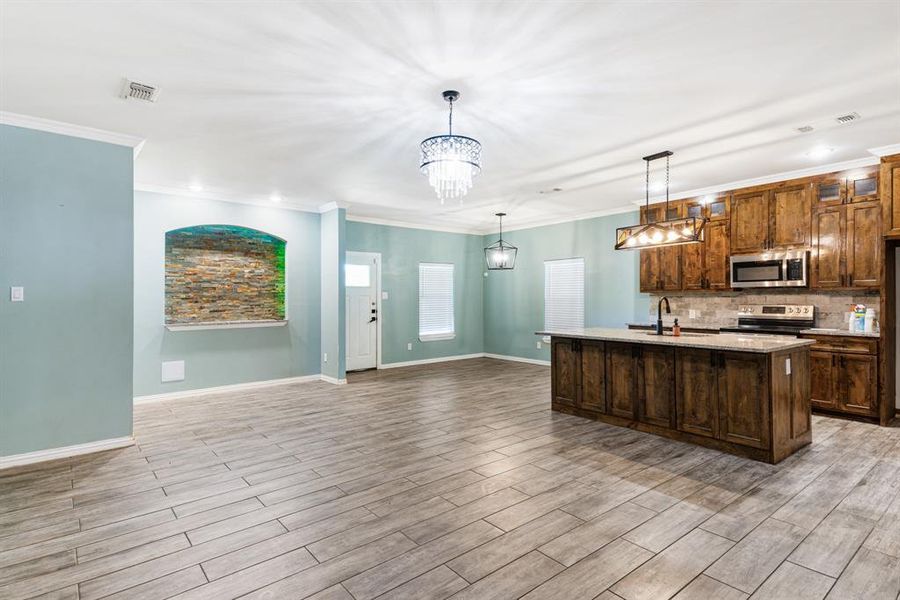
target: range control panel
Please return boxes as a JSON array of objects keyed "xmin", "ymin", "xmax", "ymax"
[{"xmin": 737, "ymin": 304, "xmax": 815, "ymax": 320}]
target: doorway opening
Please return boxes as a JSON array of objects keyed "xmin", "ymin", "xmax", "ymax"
[{"xmin": 345, "ymin": 251, "xmax": 382, "ymax": 372}]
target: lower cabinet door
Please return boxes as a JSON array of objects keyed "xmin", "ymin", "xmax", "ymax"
[
  {"xmin": 579, "ymin": 341, "xmax": 606, "ymax": 413},
  {"xmin": 717, "ymin": 352, "xmax": 770, "ymax": 449},
  {"xmin": 551, "ymin": 339, "xmax": 579, "ymax": 407},
  {"xmin": 638, "ymin": 346, "xmax": 675, "ymax": 428},
  {"xmin": 675, "ymin": 348, "xmax": 719, "ymax": 438},
  {"xmin": 839, "ymin": 353, "xmax": 878, "ymax": 416},
  {"xmin": 809, "ymin": 351, "xmax": 838, "ymax": 411},
  {"xmin": 606, "ymin": 342, "xmax": 637, "ymax": 419}
]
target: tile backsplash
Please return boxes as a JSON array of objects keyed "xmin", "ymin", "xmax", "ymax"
[{"xmin": 644, "ymin": 290, "xmax": 880, "ymax": 330}]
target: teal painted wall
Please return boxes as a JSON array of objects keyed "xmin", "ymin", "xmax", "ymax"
[
  {"xmin": 0, "ymin": 125, "xmax": 134, "ymax": 456},
  {"xmin": 133, "ymin": 191, "xmax": 321, "ymax": 396},
  {"xmin": 320, "ymin": 208, "xmax": 346, "ymax": 380},
  {"xmin": 483, "ymin": 211, "xmax": 650, "ymax": 362},
  {"xmin": 346, "ymin": 221, "xmax": 484, "ymax": 365}
]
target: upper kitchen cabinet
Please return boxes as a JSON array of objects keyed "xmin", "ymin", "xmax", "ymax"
[
  {"xmin": 684, "ymin": 194, "xmax": 730, "ymax": 221},
  {"xmin": 814, "ymin": 166, "xmax": 879, "ymax": 206},
  {"xmin": 814, "ymin": 174, "xmax": 846, "ymax": 206},
  {"xmin": 638, "ymin": 202, "xmax": 682, "ymax": 292},
  {"xmin": 730, "ymin": 190, "xmax": 770, "ymax": 253},
  {"xmin": 847, "ymin": 167, "xmax": 879, "ymax": 203},
  {"xmin": 731, "ymin": 185, "xmax": 810, "ymax": 253},
  {"xmin": 811, "ymin": 200, "xmax": 881, "ymax": 290},
  {"xmin": 881, "ymin": 154, "xmax": 900, "ymax": 237},
  {"xmin": 771, "ymin": 184, "xmax": 811, "ymax": 249}
]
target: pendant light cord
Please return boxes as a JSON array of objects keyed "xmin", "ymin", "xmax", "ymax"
[
  {"xmin": 665, "ymin": 154, "xmax": 670, "ymax": 213},
  {"xmin": 448, "ymin": 99, "xmax": 454, "ymax": 136}
]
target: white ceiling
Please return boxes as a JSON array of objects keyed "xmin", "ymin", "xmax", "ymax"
[{"xmin": 2, "ymin": 1, "xmax": 899, "ymax": 232}]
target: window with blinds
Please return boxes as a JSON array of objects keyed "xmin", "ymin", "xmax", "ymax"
[
  {"xmin": 544, "ymin": 258, "xmax": 585, "ymax": 331},
  {"xmin": 418, "ymin": 263, "xmax": 455, "ymax": 341}
]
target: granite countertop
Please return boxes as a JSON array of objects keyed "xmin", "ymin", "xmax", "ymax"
[
  {"xmin": 536, "ymin": 327, "xmax": 815, "ymax": 353},
  {"xmin": 627, "ymin": 323, "xmax": 880, "ymax": 339},
  {"xmin": 800, "ymin": 328, "xmax": 880, "ymax": 339}
]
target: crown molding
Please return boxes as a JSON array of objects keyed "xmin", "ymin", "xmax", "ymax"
[
  {"xmin": 629, "ymin": 155, "xmax": 882, "ymax": 207},
  {"xmin": 495, "ymin": 205, "xmax": 638, "ymax": 235},
  {"xmin": 0, "ymin": 111, "xmax": 145, "ymax": 157},
  {"xmin": 345, "ymin": 214, "xmax": 483, "ymax": 235},
  {"xmin": 318, "ymin": 201, "xmax": 348, "ymax": 213},
  {"xmin": 868, "ymin": 143, "xmax": 900, "ymax": 158},
  {"xmin": 134, "ymin": 182, "xmax": 321, "ymax": 214}
]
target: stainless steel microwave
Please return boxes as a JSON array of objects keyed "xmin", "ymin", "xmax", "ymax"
[{"xmin": 730, "ymin": 251, "xmax": 808, "ymax": 288}]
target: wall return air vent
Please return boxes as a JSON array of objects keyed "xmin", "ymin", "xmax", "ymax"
[{"xmin": 120, "ymin": 78, "xmax": 160, "ymax": 102}]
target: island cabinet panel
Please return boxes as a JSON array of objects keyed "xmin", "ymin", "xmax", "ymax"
[
  {"xmin": 606, "ymin": 343, "xmax": 637, "ymax": 419},
  {"xmin": 731, "ymin": 190, "xmax": 771, "ymax": 253},
  {"xmin": 809, "ymin": 350, "xmax": 838, "ymax": 411},
  {"xmin": 637, "ymin": 346, "xmax": 675, "ymax": 429},
  {"xmin": 846, "ymin": 201, "xmax": 881, "ymax": 288},
  {"xmin": 771, "ymin": 185, "xmax": 811, "ymax": 249},
  {"xmin": 580, "ymin": 341, "xmax": 606, "ymax": 413},
  {"xmin": 675, "ymin": 348, "xmax": 719, "ymax": 438},
  {"xmin": 551, "ymin": 338, "xmax": 579, "ymax": 407},
  {"xmin": 717, "ymin": 352, "xmax": 770, "ymax": 449}
]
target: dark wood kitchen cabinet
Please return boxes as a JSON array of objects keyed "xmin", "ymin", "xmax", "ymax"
[
  {"xmin": 606, "ymin": 342, "xmax": 637, "ymax": 419},
  {"xmin": 730, "ymin": 190, "xmax": 770, "ymax": 253},
  {"xmin": 549, "ymin": 336, "xmax": 812, "ymax": 463},
  {"xmin": 771, "ymin": 184, "xmax": 811, "ymax": 249},
  {"xmin": 638, "ymin": 204, "xmax": 682, "ymax": 292},
  {"xmin": 675, "ymin": 348, "xmax": 719, "ymax": 439},
  {"xmin": 682, "ymin": 218, "xmax": 730, "ymax": 291},
  {"xmin": 637, "ymin": 346, "xmax": 676, "ymax": 428},
  {"xmin": 882, "ymin": 154, "xmax": 900, "ymax": 236},
  {"xmin": 811, "ymin": 200, "xmax": 881, "ymax": 290},
  {"xmin": 801, "ymin": 334, "xmax": 879, "ymax": 419}
]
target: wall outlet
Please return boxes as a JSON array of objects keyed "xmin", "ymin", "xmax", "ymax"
[
  {"xmin": 688, "ymin": 309, "xmax": 698, "ymax": 319},
  {"xmin": 785, "ymin": 357, "xmax": 792, "ymax": 375},
  {"xmin": 10, "ymin": 286, "xmax": 24, "ymax": 302},
  {"xmin": 323, "ymin": 353, "xmax": 328, "ymax": 363},
  {"xmin": 536, "ymin": 341, "xmax": 542, "ymax": 349},
  {"xmin": 161, "ymin": 360, "xmax": 185, "ymax": 382},
  {"xmin": 407, "ymin": 342, "xmax": 412, "ymax": 351}
]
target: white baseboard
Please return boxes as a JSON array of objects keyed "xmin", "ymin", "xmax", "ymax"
[
  {"xmin": 134, "ymin": 374, "xmax": 322, "ymax": 404},
  {"xmin": 0, "ymin": 436, "xmax": 134, "ymax": 471},
  {"xmin": 378, "ymin": 353, "xmax": 486, "ymax": 369},
  {"xmin": 483, "ymin": 353, "xmax": 551, "ymax": 366},
  {"xmin": 320, "ymin": 375, "xmax": 347, "ymax": 385}
]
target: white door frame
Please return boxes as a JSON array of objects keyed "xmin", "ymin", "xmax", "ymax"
[{"xmin": 345, "ymin": 251, "xmax": 383, "ymax": 370}]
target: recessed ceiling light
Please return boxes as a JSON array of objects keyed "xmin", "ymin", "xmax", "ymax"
[
  {"xmin": 270, "ymin": 194, "xmax": 282, "ymax": 203},
  {"xmin": 188, "ymin": 183, "xmax": 204, "ymax": 192},
  {"xmin": 806, "ymin": 146, "xmax": 834, "ymax": 160}
]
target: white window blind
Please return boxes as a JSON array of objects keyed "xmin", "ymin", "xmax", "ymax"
[
  {"xmin": 544, "ymin": 258, "xmax": 585, "ymax": 331},
  {"xmin": 418, "ymin": 263, "xmax": 455, "ymax": 341}
]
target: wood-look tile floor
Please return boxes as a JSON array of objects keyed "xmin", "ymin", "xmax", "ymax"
[{"xmin": 2, "ymin": 358, "xmax": 900, "ymax": 600}]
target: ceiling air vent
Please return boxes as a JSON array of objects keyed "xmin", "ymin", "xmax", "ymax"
[
  {"xmin": 835, "ymin": 112, "xmax": 861, "ymax": 124},
  {"xmin": 796, "ymin": 125, "xmax": 814, "ymax": 133},
  {"xmin": 120, "ymin": 79, "xmax": 160, "ymax": 102}
]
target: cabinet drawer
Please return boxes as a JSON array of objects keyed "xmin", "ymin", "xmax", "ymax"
[{"xmin": 800, "ymin": 335, "xmax": 877, "ymax": 355}]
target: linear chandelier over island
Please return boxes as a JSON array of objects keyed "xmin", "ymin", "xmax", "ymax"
[{"xmin": 615, "ymin": 151, "xmax": 707, "ymax": 250}]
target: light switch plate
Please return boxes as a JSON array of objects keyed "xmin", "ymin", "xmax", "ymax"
[
  {"xmin": 161, "ymin": 360, "xmax": 185, "ymax": 382},
  {"xmin": 536, "ymin": 341, "xmax": 542, "ymax": 349},
  {"xmin": 407, "ymin": 342, "xmax": 412, "ymax": 351},
  {"xmin": 785, "ymin": 357, "xmax": 792, "ymax": 375},
  {"xmin": 382, "ymin": 291, "xmax": 389, "ymax": 300},
  {"xmin": 10, "ymin": 287, "xmax": 24, "ymax": 302}
]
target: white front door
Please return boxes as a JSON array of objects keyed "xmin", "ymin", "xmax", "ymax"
[{"xmin": 345, "ymin": 252, "xmax": 379, "ymax": 372}]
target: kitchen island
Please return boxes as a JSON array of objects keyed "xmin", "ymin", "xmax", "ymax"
[{"xmin": 537, "ymin": 328, "xmax": 815, "ymax": 463}]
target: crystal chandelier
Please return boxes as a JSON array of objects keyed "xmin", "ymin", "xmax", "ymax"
[
  {"xmin": 615, "ymin": 151, "xmax": 706, "ymax": 250},
  {"xmin": 420, "ymin": 90, "xmax": 482, "ymax": 203},
  {"xmin": 484, "ymin": 212, "xmax": 518, "ymax": 270}
]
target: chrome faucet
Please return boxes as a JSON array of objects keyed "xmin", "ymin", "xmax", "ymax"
[{"xmin": 657, "ymin": 297, "xmax": 671, "ymax": 335}]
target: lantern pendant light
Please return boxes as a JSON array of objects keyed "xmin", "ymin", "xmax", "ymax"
[
  {"xmin": 419, "ymin": 90, "xmax": 483, "ymax": 203},
  {"xmin": 484, "ymin": 212, "xmax": 517, "ymax": 270},
  {"xmin": 615, "ymin": 151, "xmax": 706, "ymax": 250}
]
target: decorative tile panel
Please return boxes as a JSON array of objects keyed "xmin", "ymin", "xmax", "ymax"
[{"xmin": 165, "ymin": 225, "xmax": 286, "ymax": 324}]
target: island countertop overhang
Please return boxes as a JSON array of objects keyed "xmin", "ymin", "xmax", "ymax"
[{"xmin": 536, "ymin": 327, "xmax": 815, "ymax": 354}]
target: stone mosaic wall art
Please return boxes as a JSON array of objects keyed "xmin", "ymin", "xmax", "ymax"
[{"xmin": 165, "ymin": 225, "xmax": 286, "ymax": 324}]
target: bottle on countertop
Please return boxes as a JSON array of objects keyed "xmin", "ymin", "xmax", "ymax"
[
  {"xmin": 672, "ymin": 318, "xmax": 681, "ymax": 337},
  {"xmin": 864, "ymin": 308, "xmax": 877, "ymax": 333}
]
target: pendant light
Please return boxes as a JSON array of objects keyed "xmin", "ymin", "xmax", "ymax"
[
  {"xmin": 420, "ymin": 90, "xmax": 483, "ymax": 203},
  {"xmin": 615, "ymin": 151, "xmax": 706, "ymax": 250},
  {"xmin": 484, "ymin": 213, "xmax": 517, "ymax": 270}
]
